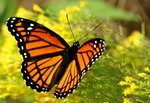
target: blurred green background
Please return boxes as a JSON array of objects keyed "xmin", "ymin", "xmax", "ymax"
[{"xmin": 0, "ymin": 0, "xmax": 150, "ymax": 103}]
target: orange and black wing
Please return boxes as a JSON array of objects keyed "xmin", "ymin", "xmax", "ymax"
[
  {"xmin": 54, "ymin": 38, "xmax": 106, "ymax": 98},
  {"xmin": 7, "ymin": 17, "xmax": 70, "ymax": 92}
]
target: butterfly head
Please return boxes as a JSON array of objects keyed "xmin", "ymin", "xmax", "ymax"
[{"xmin": 73, "ymin": 41, "xmax": 80, "ymax": 48}]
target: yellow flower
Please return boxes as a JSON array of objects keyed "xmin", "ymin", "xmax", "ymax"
[
  {"xmin": 144, "ymin": 67, "xmax": 150, "ymax": 73},
  {"xmin": 122, "ymin": 31, "xmax": 144, "ymax": 48},
  {"xmin": 36, "ymin": 14, "xmax": 51, "ymax": 28},
  {"xmin": 124, "ymin": 76, "xmax": 135, "ymax": 83},
  {"xmin": 66, "ymin": 6, "xmax": 80, "ymax": 13},
  {"xmin": 58, "ymin": 10, "xmax": 68, "ymax": 23},
  {"xmin": 0, "ymin": 93, "xmax": 9, "ymax": 99},
  {"xmin": 58, "ymin": 6, "xmax": 80, "ymax": 23},
  {"xmin": 123, "ymin": 83, "xmax": 138, "ymax": 96},
  {"xmin": 138, "ymin": 73, "xmax": 147, "ymax": 78},
  {"xmin": 15, "ymin": 7, "xmax": 35, "ymax": 18},
  {"xmin": 33, "ymin": 4, "xmax": 44, "ymax": 13},
  {"xmin": 115, "ymin": 31, "xmax": 144, "ymax": 54},
  {"xmin": 123, "ymin": 87, "xmax": 133, "ymax": 96},
  {"xmin": 130, "ymin": 83, "xmax": 138, "ymax": 90},
  {"xmin": 123, "ymin": 98, "xmax": 132, "ymax": 103},
  {"xmin": 118, "ymin": 80, "xmax": 128, "ymax": 86},
  {"xmin": 80, "ymin": 1, "xmax": 87, "ymax": 8}
]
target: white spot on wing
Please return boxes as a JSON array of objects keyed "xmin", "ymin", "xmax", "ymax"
[
  {"xmin": 21, "ymin": 46, "xmax": 24, "ymax": 50},
  {"xmin": 11, "ymin": 21, "xmax": 14, "ymax": 23},
  {"xmin": 27, "ymin": 27, "xmax": 33, "ymax": 30},
  {"xmin": 12, "ymin": 18, "xmax": 16, "ymax": 20},
  {"xmin": 27, "ymin": 76, "xmax": 29, "ymax": 79},
  {"xmin": 24, "ymin": 70, "xmax": 27, "ymax": 73},
  {"xmin": 30, "ymin": 23, "xmax": 34, "ymax": 26},
  {"xmin": 69, "ymin": 90, "xmax": 71, "ymax": 92},
  {"xmin": 95, "ymin": 55, "xmax": 98, "ymax": 58},
  {"xmin": 94, "ymin": 44, "xmax": 96, "ymax": 48},
  {"xmin": 36, "ymin": 85, "xmax": 39, "ymax": 88},
  {"xmin": 95, "ymin": 41, "xmax": 97, "ymax": 44},
  {"xmin": 91, "ymin": 59, "xmax": 94, "ymax": 62},
  {"xmin": 19, "ymin": 39, "xmax": 22, "ymax": 42},
  {"xmin": 12, "ymin": 29, "xmax": 15, "ymax": 32},
  {"xmin": 24, "ymin": 55, "xmax": 27, "ymax": 58},
  {"xmin": 24, "ymin": 63, "xmax": 26, "ymax": 66},
  {"xmin": 16, "ymin": 33, "xmax": 19, "ymax": 37}
]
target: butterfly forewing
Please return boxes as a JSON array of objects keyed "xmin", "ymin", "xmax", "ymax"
[
  {"xmin": 7, "ymin": 17, "xmax": 70, "ymax": 92},
  {"xmin": 54, "ymin": 38, "xmax": 106, "ymax": 98}
]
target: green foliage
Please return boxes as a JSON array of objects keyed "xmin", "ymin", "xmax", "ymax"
[
  {"xmin": 44, "ymin": 0, "xmax": 139, "ymax": 21},
  {"xmin": 0, "ymin": 1, "xmax": 150, "ymax": 103},
  {"xmin": 0, "ymin": 0, "xmax": 17, "ymax": 46},
  {"xmin": 0, "ymin": 0, "xmax": 17, "ymax": 27}
]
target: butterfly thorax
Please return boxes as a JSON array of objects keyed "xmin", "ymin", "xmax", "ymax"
[{"xmin": 66, "ymin": 41, "xmax": 80, "ymax": 60}]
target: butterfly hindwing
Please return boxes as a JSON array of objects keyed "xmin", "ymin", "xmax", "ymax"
[
  {"xmin": 54, "ymin": 38, "xmax": 106, "ymax": 98},
  {"xmin": 22, "ymin": 55, "xmax": 64, "ymax": 92},
  {"xmin": 7, "ymin": 17, "xmax": 70, "ymax": 92}
]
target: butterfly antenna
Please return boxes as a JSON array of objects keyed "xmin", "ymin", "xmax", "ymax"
[
  {"xmin": 66, "ymin": 14, "xmax": 76, "ymax": 42},
  {"xmin": 78, "ymin": 24, "xmax": 100, "ymax": 41}
]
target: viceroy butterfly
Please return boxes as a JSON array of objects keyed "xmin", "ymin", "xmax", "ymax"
[{"xmin": 7, "ymin": 17, "xmax": 106, "ymax": 98}]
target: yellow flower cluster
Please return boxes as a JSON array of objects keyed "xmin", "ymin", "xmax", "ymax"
[
  {"xmin": 116, "ymin": 31, "xmax": 144, "ymax": 51},
  {"xmin": 113, "ymin": 31, "xmax": 145, "ymax": 56},
  {"xmin": 0, "ymin": 25, "xmax": 23, "ymax": 99},
  {"xmin": 138, "ymin": 67, "xmax": 150, "ymax": 80},
  {"xmin": 15, "ymin": 3, "xmax": 85, "ymax": 45},
  {"xmin": 118, "ymin": 76, "xmax": 138, "ymax": 103},
  {"xmin": 119, "ymin": 66, "xmax": 150, "ymax": 102},
  {"xmin": 119, "ymin": 76, "xmax": 138, "ymax": 96},
  {"xmin": 123, "ymin": 98, "xmax": 132, "ymax": 103},
  {"xmin": 144, "ymin": 66, "xmax": 150, "ymax": 73},
  {"xmin": 58, "ymin": 6, "xmax": 80, "ymax": 23},
  {"xmin": 123, "ymin": 83, "xmax": 138, "ymax": 96}
]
